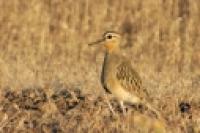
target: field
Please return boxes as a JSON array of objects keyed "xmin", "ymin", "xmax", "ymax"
[{"xmin": 0, "ymin": 0, "xmax": 200, "ymax": 132}]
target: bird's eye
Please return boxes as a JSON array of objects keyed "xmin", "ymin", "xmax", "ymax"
[{"xmin": 107, "ymin": 35, "xmax": 112, "ymax": 39}]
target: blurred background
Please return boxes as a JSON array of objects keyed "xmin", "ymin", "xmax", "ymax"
[
  {"xmin": 0, "ymin": 0, "xmax": 199, "ymax": 92},
  {"xmin": 0, "ymin": 0, "xmax": 200, "ymax": 132}
]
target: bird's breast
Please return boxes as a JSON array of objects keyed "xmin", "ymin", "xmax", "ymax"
[
  {"xmin": 101, "ymin": 57, "xmax": 111, "ymax": 93},
  {"xmin": 101, "ymin": 53, "xmax": 118, "ymax": 94}
]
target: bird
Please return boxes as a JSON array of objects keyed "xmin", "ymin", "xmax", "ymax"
[{"xmin": 88, "ymin": 31, "xmax": 162, "ymax": 118}]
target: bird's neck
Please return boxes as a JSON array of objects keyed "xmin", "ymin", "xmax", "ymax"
[
  {"xmin": 104, "ymin": 42, "xmax": 120, "ymax": 53},
  {"xmin": 104, "ymin": 48, "xmax": 120, "ymax": 63},
  {"xmin": 106, "ymin": 46, "xmax": 120, "ymax": 53}
]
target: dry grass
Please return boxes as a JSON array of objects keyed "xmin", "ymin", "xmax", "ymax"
[{"xmin": 0, "ymin": 0, "xmax": 200, "ymax": 132}]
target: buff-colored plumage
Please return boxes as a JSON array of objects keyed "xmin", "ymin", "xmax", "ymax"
[{"xmin": 89, "ymin": 31, "xmax": 162, "ymax": 118}]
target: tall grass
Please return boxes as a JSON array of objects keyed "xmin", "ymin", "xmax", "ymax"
[{"xmin": 0, "ymin": 0, "xmax": 199, "ymax": 89}]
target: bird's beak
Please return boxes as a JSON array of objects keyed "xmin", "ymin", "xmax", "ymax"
[{"xmin": 88, "ymin": 38, "xmax": 105, "ymax": 46}]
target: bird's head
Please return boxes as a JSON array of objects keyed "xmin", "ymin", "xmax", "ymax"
[{"xmin": 89, "ymin": 31, "xmax": 121, "ymax": 52}]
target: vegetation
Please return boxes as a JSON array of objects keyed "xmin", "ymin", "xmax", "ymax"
[{"xmin": 0, "ymin": 0, "xmax": 199, "ymax": 132}]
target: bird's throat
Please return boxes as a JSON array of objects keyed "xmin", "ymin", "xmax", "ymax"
[{"xmin": 105, "ymin": 43, "xmax": 119, "ymax": 53}]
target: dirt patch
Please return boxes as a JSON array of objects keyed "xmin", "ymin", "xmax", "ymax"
[{"xmin": 0, "ymin": 85, "xmax": 199, "ymax": 133}]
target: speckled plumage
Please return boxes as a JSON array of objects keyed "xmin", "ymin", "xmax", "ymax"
[
  {"xmin": 101, "ymin": 50, "xmax": 149, "ymax": 104},
  {"xmin": 89, "ymin": 31, "xmax": 162, "ymax": 118},
  {"xmin": 116, "ymin": 58, "xmax": 149, "ymax": 101}
]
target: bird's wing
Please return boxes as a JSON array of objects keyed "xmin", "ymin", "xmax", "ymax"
[{"xmin": 115, "ymin": 59, "xmax": 149, "ymax": 100}]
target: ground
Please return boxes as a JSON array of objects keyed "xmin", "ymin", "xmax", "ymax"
[{"xmin": 0, "ymin": 0, "xmax": 200, "ymax": 133}]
